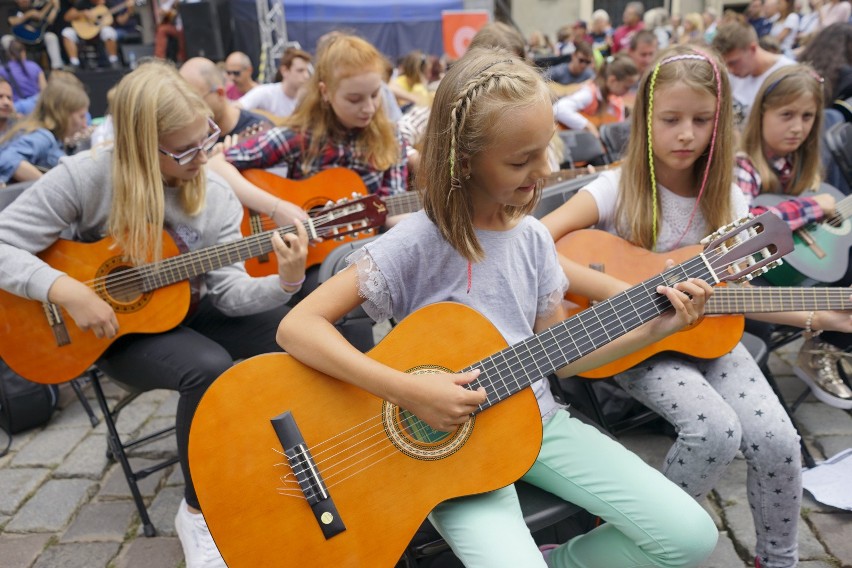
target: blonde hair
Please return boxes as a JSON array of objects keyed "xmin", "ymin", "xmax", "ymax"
[
  {"xmin": 418, "ymin": 47, "xmax": 551, "ymax": 262},
  {"xmin": 109, "ymin": 60, "xmax": 211, "ymax": 265},
  {"xmin": 285, "ymin": 34, "xmax": 398, "ymax": 175},
  {"xmin": 740, "ymin": 64, "xmax": 824, "ymax": 196},
  {"xmin": 617, "ymin": 45, "xmax": 734, "ymax": 250},
  {"xmin": 0, "ymin": 75, "xmax": 88, "ymax": 145}
]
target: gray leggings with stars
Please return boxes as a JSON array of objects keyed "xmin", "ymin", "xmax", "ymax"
[{"xmin": 614, "ymin": 342, "xmax": 801, "ymax": 568}]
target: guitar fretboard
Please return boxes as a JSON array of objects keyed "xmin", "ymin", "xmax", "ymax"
[
  {"xmin": 708, "ymin": 287, "xmax": 852, "ymax": 314},
  {"xmin": 465, "ymin": 256, "xmax": 715, "ymax": 412},
  {"xmin": 384, "ymin": 192, "xmax": 422, "ymax": 218}
]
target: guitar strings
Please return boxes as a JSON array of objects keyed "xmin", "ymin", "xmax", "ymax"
[
  {"xmin": 74, "ymin": 210, "xmax": 345, "ymax": 295},
  {"xmin": 273, "ymin": 243, "xmax": 769, "ymax": 500},
  {"xmin": 252, "ymin": 193, "xmax": 423, "ymax": 232},
  {"xmin": 825, "ymin": 197, "xmax": 852, "ymax": 228},
  {"xmin": 708, "ymin": 287, "xmax": 852, "ymax": 313}
]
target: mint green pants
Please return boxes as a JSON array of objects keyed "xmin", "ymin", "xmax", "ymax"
[{"xmin": 428, "ymin": 409, "xmax": 718, "ymax": 567}]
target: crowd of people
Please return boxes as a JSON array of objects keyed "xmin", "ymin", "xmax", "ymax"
[{"xmin": 0, "ymin": 2, "xmax": 850, "ymax": 568}]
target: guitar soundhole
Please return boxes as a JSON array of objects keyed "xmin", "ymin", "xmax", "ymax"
[
  {"xmin": 381, "ymin": 366, "xmax": 475, "ymax": 461},
  {"xmin": 95, "ymin": 258, "xmax": 152, "ymax": 313}
]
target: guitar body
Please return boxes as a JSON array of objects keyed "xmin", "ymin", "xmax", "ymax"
[
  {"xmin": 558, "ymin": 230, "xmax": 744, "ymax": 378},
  {"xmin": 0, "ymin": 235, "xmax": 190, "ymax": 384},
  {"xmin": 189, "ymin": 302, "xmax": 542, "ymax": 568},
  {"xmin": 240, "ymin": 168, "xmax": 375, "ymax": 276},
  {"xmin": 752, "ymin": 185, "xmax": 852, "ymax": 285},
  {"xmin": 12, "ymin": 20, "xmax": 50, "ymax": 44},
  {"xmin": 11, "ymin": 0, "xmax": 58, "ymax": 44},
  {"xmin": 71, "ymin": 5, "xmax": 114, "ymax": 40}
]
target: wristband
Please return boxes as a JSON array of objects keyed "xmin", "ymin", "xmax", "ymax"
[
  {"xmin": 281, "ymin": 275, "xmax": 306, "ymax": 288},
  {"xmin": 805, "ymin": 311, "xmax": 821, "ymax": 336}
]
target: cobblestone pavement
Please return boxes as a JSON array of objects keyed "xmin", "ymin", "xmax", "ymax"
[{"xmin": 1, "ymin": 338, "xmax": 850, "ymax": 568}]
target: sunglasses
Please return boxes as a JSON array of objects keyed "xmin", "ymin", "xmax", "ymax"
[
  {"xmin": 576, "ymin": 58, "xmax": 592, "ymax": 65},
  {"xmin": 225, "ymin": 69, "xmax": 243, "ymax": 76},
  {"xmin": 158, "ymin": 118, "xmax": 221, "ymax": 166}
]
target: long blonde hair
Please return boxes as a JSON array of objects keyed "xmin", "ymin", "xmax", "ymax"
[
  {"xmin": 109, "ymin": 60, "xmax": 211, "ymax": 265},
  {"xmin": 0, "ymin": 75, "xmax": 88, "ymax": 145},
  {"xmin": 419, "ymin": 47, "xmax": 551, "ymax": 263},
  {"xmin": 285, "ymin": 34, "xmax": 399, "ymax": 175},
  {"xmin": 617, "ymin": 45, "xmax": 734, "ymax": 250},
  {"xmin": 739, "ymin": 64, "xmax": 824, "ymax": 196}
]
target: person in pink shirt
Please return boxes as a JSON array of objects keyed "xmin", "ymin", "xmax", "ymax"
[
  {"xmin": 820, "ymin": 0, "xmax": 851, "ymax": 28},
  {"xmin": 224, "ymin": 51, "xmax": 258, "ymax": 101},
  {"xmin": 611, "ymin": 1, "xmax": 645, "ymax": 53}
]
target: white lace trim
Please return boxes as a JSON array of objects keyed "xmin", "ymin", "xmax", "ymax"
[
  {"xmin": 348, "ymin": 248, "xmax": 393, "ymax": 323},
  {"xmin": 538, "ymin": 286, "xmax": 567, "ymax": 319}
]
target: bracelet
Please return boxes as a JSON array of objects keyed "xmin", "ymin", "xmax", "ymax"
[
  {"xmin": 280, "ymin": 275, "xmax": 306, "ymax": 288},
  {"xmin": 269, "ymin": 199, "xmax": 281, "ymax": 218},
  {"xmin": 805, "ymin": 311, "xmax": 821, "ymax": 336}
]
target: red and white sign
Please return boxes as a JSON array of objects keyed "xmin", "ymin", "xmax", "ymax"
[{"xmin": 442, "ymin": 10, "xmax": 490, "ymax": 59}]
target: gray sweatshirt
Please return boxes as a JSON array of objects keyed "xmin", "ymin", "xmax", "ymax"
[{"xmin": 0, "ymin": 146, "xmax": 292, "ymax": 316}]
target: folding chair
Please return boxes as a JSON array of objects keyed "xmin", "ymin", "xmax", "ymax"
[
  {"xmin": 557, "ymin": 130, "xmax": 608, "ymax": 168},
  {"xmin": 599, "ymin": 121, "xmax": 631, "ymax": 163},
  {"xmin": 87, "ymin": 366, "xmax": 179, "ymax": 536},
  {"xmin": 825, "ymin": 121, "xmax": 852, "ymax": 191}
]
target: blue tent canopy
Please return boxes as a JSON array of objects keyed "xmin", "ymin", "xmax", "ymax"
[{"xmin": 230, "ymin": 0, "xmax": 465, "ymax": 67}]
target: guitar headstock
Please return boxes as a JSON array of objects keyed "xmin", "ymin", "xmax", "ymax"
[
  {"xmin": 308, "ymin": 195, "xmax": 387, "ymax": 240},
  {"xmin": 701, "ymin": 212, "xmax": 793, "ymax": 284}
]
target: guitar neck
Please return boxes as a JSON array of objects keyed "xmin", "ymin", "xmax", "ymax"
[
  {"xmin": 384, "ymin": 191, "xmax": 422, "ymax": 217},
  {"xmin": 465, "ymin": 255, "xmax": 715, "ymax": 412},
  {"xmin": 708, "ymin": 287, "xmax": 852, "ymax": 314}
]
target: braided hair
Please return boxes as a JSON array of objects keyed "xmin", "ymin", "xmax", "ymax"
[{"xmin": 418, "ymin": 47, "xmax": 551, "ymax": 262}]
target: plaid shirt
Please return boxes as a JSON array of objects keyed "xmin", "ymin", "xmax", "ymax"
[
  {"xmin": 224, "ymin": 126, "xmax": 408, "ymax": 197},
  {"xmin": 734, "ymin": 152, "xmax": 823, "ymax": 231}
]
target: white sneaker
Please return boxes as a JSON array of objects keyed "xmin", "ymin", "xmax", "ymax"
[{"xmin": 174, "ymin": 498, "xmax": 227, "ymax": 568}]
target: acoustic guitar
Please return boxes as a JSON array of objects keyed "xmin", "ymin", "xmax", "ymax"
[
  {"xmin": 559, "ymin": 229, "xmax": 852, "ymax": 378},
  {"xmin": 240, "ymin": 168, "xmax": 421, "ymax": 276},
  {"xmin": 11, "ymin": 0, "xmax": 58, "ymax": 44},
  {"xmin": 0, "ymin": 196, "xmax": 385, "ymax": 385},
  {"xmin": 752, "ymin": 184, "xmax": 852, "ymax": 286},
  {"xmin": 71, "ymin": 0, "xmax": 143, "ymax": 41},
  {"xmin": 188, "ymin": 213, "xmax": 791, "ymax": 568}
]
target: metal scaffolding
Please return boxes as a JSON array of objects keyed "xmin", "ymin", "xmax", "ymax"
[{"xmin": 255, "ymin": 0, "xmax": 288, "ymax": 83}]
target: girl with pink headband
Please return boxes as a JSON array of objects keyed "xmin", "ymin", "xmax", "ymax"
[{"xmin": 542, "ymin": 45, "xmax": 839, "ymax": 568}]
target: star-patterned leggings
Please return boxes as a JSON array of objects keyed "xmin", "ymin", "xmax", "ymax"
[{"xmin": 614, "ymin": 342, "xmax": 802, "ymax": 568}]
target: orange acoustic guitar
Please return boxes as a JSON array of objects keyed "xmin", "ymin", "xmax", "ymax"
[
  {"xmin": 0, "ymin": 196, "xmax": 386, "ymax": 385},
  {"xmin": 558, "ymin": 229, "xmax": 852, "ymax": 378},
  {"xmin": 240, "ymin": 168, "xmax": 421, "ymax": 276},
  {"xmin": 188, "ymin": 214, "xmax": 791, "ymax": 568}
]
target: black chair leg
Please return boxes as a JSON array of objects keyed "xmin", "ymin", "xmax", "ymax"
[
  {"xmin": 90, "ymin": 370, "xmax": 158, "ymax": 537},
  {"xmin": 69, "ymin": 376, "xmax": 99, "ymax": 427}
]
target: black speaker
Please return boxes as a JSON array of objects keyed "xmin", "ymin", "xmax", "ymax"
[
  {"xmin": 75, "ymin": 67, "xmax": 129, "ymax": 118},
  {"xmin": 181, "ymin": 0, "xmax": 233, "ymax": 61}
]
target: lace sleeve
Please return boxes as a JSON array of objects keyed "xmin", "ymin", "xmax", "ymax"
[
  {"xmin": 537, "ymin": 284, "xmax": 568, "ymax": 319},
  {"xmin": 347, "ymin": 247, "xmax": 394, "ymax": 323}
]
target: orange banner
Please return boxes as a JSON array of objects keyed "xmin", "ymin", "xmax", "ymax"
[{"xmin": 442, "ymin": 10, "xmax": 490, "ymax": 59}]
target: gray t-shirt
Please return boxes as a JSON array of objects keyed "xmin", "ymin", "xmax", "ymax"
[
  {"xmin": 348, "ymin": 210, "xmax": 568, "ymax": 419},
  {"xmin": 0, "ymin": 146, "xmax": 291, "ymax": 315}
]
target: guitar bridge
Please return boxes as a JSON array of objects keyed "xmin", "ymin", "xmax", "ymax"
[
  {"xmin": 271, "ymin": 411, "xmax": 346, "ymax": 539},
  {"xmin": 42, "ymin": 302, "xmax": 71, "ymax": 347}
]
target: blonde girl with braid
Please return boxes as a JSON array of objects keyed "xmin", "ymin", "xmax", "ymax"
[
  {"xmin": 0, "ymin": 60, "xmax": 309, "ymax": 568},
  {"xmin": 279, "ymin": 46, "xmax": 718, "ymax": 568},
  {"xmin": 542, "ymin": 45, "xmax": 852, "ymax": 568}
]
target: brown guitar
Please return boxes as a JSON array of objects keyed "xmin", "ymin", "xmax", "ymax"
[
  {"xmin": 558, "ymin": 229, "xmax": 852, "ymax": 378},
  {"xmin": 0, "ymin": 196, "xmax": 385, "ymax": 384},
  {"xmin": 240, "ymin": 168, "xmax": 422, "ymax": 276},
  {"xmin": 188, "ymin": 214, "xmax": 791, "ymax": 567}
]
